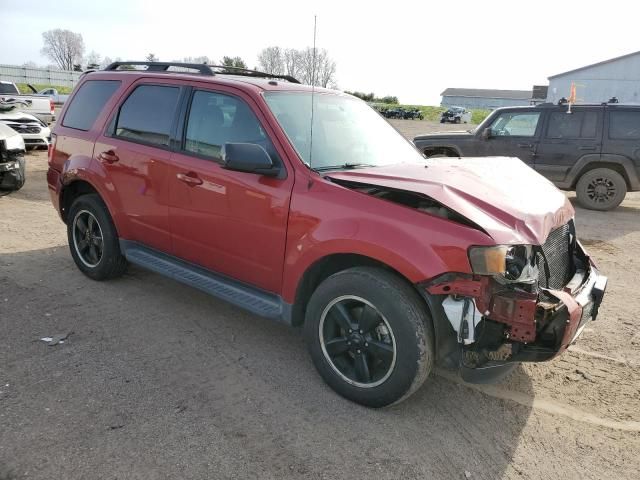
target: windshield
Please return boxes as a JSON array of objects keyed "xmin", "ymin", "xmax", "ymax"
[{"xmin": 263, "ymin": 92, "xmax": 424, "ymax": 170}]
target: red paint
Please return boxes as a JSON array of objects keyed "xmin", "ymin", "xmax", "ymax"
[{"xmin": 47, "ymin": 70, "xmax": 594, "ymax": 358}]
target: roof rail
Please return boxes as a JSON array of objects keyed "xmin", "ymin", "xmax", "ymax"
[
  {"xmin": 103, "ymin": 61, "xmax": 300, "ymax": 84},
  {"xmin": 104, "ymin": 61, "xmax": 215, "ymax": 75},
  {"xmin": 206, "ymin": 65, "xmax": 301, "ymax": 84}
]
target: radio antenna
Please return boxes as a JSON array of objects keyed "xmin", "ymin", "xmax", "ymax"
[{"xmin": 309, "ymin": 15, "xmax": 317, "ymax": 168}]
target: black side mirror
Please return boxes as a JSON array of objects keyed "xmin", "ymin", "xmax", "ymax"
[
  {"xmin": 222, "ymin": 143, "xmax": 278, "ymax": 176},
  {"xmin": 481, "ymin": 127, "xmax": 492, "ymax": 140}
]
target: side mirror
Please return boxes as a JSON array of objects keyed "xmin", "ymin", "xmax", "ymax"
[
  {"xmin": 481, "ymin": 127, "xmax": 492, "ymax": 140},
  {"xmin": 222, "ymin": 143, "xmax": 278, "ymax": 176}
]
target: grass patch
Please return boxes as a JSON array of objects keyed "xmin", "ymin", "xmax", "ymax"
[
  {"xmin": 15, "ymin": 83, "xmax": 73, "ymax": 94},
  {"xmin": 375, "ymin": 104, "xmax": 491, "ymax": 124}
]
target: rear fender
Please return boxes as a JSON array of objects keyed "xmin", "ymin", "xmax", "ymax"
[
  {"xmin": 564, "ymin": 154, "xmax": 640, "ymax": 190},
  {"xmin": 60, "ymin": 154, "xmax": 128, "ymax": 236}
]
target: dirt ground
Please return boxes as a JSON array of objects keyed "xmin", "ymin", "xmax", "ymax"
[{"xmin": 1, "ymin": 120, "xmax": 639, "ymax": 479}]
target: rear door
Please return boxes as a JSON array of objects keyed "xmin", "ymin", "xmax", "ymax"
[
  {"xmin": 167, "ymin": 86, "xmax": 293, "ymax": 292},
  {"xmin": 93, "ymin": 80, "xmax": 182, "ymax": 253},
  {"xmin": 481, "ymin": 110, "xmax": 542, "ymax": 167},
  {"xmin": 535, "ymin": 107, "xmax": 602, "ymax": 183}
]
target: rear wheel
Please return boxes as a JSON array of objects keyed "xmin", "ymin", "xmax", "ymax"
[
  {"xmin": 304, "ymin": 267, "xmax": 434, "ymax": 407},
  {"xmin": 576, "ymin": 168, "xmax": 627, "ymax": 211},
  {"xmin": 67, "ymin": 194, "xmax": 127, "ymax": 280}
]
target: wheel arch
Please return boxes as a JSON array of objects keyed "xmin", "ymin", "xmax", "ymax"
[
  {"xmin": 60, "ymin": 180, "xmax": 100, "ymax": 223},
  {"xmin": 568, "ymin": 155, "xmax": 640, "ymax": 190},
  {"xmin": 291, "ymin": 253, "xmax": 455, "ymax": 366}
]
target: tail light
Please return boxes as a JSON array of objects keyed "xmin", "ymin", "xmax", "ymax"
[
  {"xmin": 50, "ymin": 98, "xmax": 55, "ymax": 115},
  {"xmin": 48, "ymin": 133, "xmax": 57, "ymax": 165}
]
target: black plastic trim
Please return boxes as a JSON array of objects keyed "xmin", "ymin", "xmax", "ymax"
[{"xmin": 119, "ymin": 240, "xmax": 293, "ymax": 325}]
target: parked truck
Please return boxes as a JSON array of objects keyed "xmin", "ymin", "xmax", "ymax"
[{"xmin": 0, "ymin": 81, "xmax": 56, "ymax": 124}]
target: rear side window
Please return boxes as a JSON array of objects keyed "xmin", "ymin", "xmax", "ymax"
[
  {"xmin": 115, "ymin": 85, "xmax": 180, "ymax": 147},
  {"xmin": 546, "ymin": 111, "xmax": 598, "ymax": 139},
  {"xmin": 62, "ymin": 80, "xmax": 121, "ymax": 131},
  {"xmin": 609, "ymin": 111, "xmax": 640, "ymax": 140}
]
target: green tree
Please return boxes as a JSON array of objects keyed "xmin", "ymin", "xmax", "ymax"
[{"xmin": 220, "ymin": 56, "xmax": 247, "ymax": 72}]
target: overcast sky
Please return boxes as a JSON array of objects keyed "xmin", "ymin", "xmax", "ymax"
[{"xmin": 1, "ymin": 0, "xmax": 637, "ymax": 104}]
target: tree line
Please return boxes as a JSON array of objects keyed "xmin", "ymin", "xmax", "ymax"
[{"xmin": 35, "ymin": 29, "xmax": 399, "ymax": 102}]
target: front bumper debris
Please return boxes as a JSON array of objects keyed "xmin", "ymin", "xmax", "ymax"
[{"xmin": 422, "ymin": 244, "xmax": 607, "ymax": 381}]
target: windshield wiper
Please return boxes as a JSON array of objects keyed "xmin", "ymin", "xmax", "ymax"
[{"xmin": 314, "ymin": 163, "xmax": 376, "ymax": 172}]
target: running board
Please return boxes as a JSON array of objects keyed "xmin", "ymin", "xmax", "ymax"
[{"xmin": 120, "ymin": 241, "xmax": 291, "ymax": 324}]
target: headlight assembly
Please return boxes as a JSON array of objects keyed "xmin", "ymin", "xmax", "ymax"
[{"xmin": 468, "ymin": 245, "xmax": 538, "ymax": 284}]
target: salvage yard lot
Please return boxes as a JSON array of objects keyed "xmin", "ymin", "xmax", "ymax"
[{"xmin": 1, "ymin": 120, "xmax": 639, "ymax": 479}]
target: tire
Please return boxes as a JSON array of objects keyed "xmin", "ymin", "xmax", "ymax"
[
  {"xmin": 67, "ymin": 193, "xmax": 127, "ymax": 280},
  {"xmin": 454, "ymin": 117, "xmax": 461, "ymax": 124},
  {"xmin": 304, "ymin": 267, "xmax": 434, "ymax": 407},
  {"xmin": 576, "ymin": 168, "xmax": 627, "ymax": 211}
]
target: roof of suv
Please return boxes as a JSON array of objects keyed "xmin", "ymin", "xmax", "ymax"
[{"xmin": 82, "ymin": 62, "xmax": 338, "ymax": 96}]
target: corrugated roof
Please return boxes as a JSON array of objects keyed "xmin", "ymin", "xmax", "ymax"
[
  {"xmin": 440, "ymin": 88, "xmax": 532, "ymax": 99},
  {"xmin": 548, "ymin": 50, "xmax": 640, "ymax": 79}
]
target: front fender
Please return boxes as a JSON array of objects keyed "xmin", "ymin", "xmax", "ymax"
[{"xmin": 280, "ymin": 187, "xmax": 493, "ymax": 303}]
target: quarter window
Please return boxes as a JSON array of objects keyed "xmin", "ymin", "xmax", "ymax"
[
  {"xmin": 546, "ymin": 111, "xmax": 598, "ymax": 139},
  {"xmin": 62, "ymin": 80, "xmax": 121, "ymax": 131},
  {"xmin": 184, "ymin": 90, "xmax": 278, "ymax": 162},
  {"xmin": 609, "ymin": 111, "xmax": 640, "ymax": 140},
  {"xmin": 490, "ymin": 112, "xmax": 540, "ymax": 137},
  {"xmin": 115, "ymin": 85, "xmax": 180, "ymax": 147}
]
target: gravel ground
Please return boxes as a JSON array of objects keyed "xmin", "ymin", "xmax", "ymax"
[{"xmin": 1, "ymin": 121, "xmax": 639, "ymax": 479}]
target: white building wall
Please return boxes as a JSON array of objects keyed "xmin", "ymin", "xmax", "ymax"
[{"xmin": 547, "ymin": 54, "xmax": 640, "ymax": 104}]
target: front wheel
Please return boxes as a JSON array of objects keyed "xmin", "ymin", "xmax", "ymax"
[
  {"xmin": 304, "ymin": 267, "xmax": 434, "ymax": 407},
  {"xmin": 575, "ymin": 168, "xmax": 627, "ymax": 211}
]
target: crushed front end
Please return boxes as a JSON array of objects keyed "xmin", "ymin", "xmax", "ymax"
[{"xmin": 422, "ymin": 220, "xmax": 608, "ymax": 383}]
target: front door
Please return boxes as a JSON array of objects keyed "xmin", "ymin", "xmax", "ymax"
[
  {"xmin": 93, "ymin": 82, "xmax": 182, "ymax": 253},
  {"xmin": 481, "ymin": 110, "xmax": 542, "ymax": 168},
  {"xmin": 535, "ymin": 107, "xmax": 603, "ymax": 183},
  {"xmin": 167, "ymin": 88, "xmax": 293, "ymax": 293}
]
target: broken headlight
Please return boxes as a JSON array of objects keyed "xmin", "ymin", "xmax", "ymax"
[{"xmin": 468, "ymin": 245, "xmax": 538, "ymax": 284}]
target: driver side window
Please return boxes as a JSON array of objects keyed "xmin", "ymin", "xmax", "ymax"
[
  {"xmin": 490, "ymin": 112, "xmax": 540, "ymax": 137},
  {"xmin": 184, "ymin": 90, "xmax": 279, "ymax": 163}
]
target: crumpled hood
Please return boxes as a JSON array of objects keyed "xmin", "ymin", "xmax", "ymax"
[{"xmin": 326, "ymin": 157, "xmax": 575, "ymax": 245}]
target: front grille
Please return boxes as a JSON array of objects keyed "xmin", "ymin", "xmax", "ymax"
[
  {"xmin": 536, "ymin": 222, "xmax": 574, "ymax": 292},
  {"xmin": 7, "ymin": 123, "xmax": 40, "ymax": 134}
]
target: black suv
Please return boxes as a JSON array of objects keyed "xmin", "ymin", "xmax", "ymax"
[{"xmin": 414, "ymin": 103, "xmax": 640, "ymax": 210}]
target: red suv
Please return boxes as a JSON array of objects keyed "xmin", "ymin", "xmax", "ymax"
[{"xmin": 47, "ymin": 62, "xmax": 607, "ymax": 407}]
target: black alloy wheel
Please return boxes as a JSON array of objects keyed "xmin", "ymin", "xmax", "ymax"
[{"xmin": 319, "ymin": 295, "xmax": 396, "ymax": 388}]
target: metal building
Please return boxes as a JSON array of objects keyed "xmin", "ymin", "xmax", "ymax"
[
  {"xmin": 546, "ymin": 50, "xmax": 640, "ymax": 104},
  {"xmin": 440, "ymin": 88, "xmax": 533, "ymax": 110}
]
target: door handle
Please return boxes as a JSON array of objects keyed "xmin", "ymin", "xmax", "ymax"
[
  {"xmin": 98, "ymin": 150, "xmax": 119, "ymax": 163},
  {"xmin": 517, "ymin": 143, "xmax": 533, "ymax": 148},
  {"xmin": 176, "ymin": 172, "xmax": 203, "ymax": 186},
  {"xmin": 578, "ymin": 146, "xmax": 598, "ymax": 151}
]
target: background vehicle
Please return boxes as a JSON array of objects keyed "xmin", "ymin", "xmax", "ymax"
[
  {"xmin": 0, "ymin": 110, "xmax": 51, "ymax": 150},
  {"xmin": 35, "ymin": 86, "xmax": 70, "ymax": 105},
  {"xmin": 0, "ymin": 123, "xmax": 26, "ymax": 192},
  {"xmin": 0, "ymin": 81, "xmax": 56, "ymax": 124},
  {"xmin": 402, "ymin": 108, "xmax": 424, "ymax": 120},
  {"xmin": 440, "ymin": 106, "xmax": 472, "ymax": 124},
  {"xmin": 47, "ymin": 61, "xmax": 606, "ymax": 408},
  {"xmin": 415, "ymin": 102, "xmax": 640, "ymax": 210}
]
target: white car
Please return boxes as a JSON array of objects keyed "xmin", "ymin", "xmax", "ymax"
[
  {"xmin": 0, "ymin": 111, "xmax": 51, "ymax": 150},
  {"xmin": 440, "ymin": 106, "xmax": 473, "ymax": 124}
]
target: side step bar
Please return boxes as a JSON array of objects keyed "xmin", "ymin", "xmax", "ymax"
[{"xmin": 120, "ymin": 241, "xmax": 291, "ymax": 324}]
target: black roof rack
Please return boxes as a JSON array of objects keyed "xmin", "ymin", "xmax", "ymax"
[
  {"xmin": 103, "ymin": 61, "xmax": 300, "ymax": 84},
  {"xmin": 105, "ymin": 61, "xmax": 215, "ymax": 75}
]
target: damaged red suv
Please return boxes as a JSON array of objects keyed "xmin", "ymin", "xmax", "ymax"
[{"xmin": 47, "ymin": 62, "xmax": 607, "ymax": 407}]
